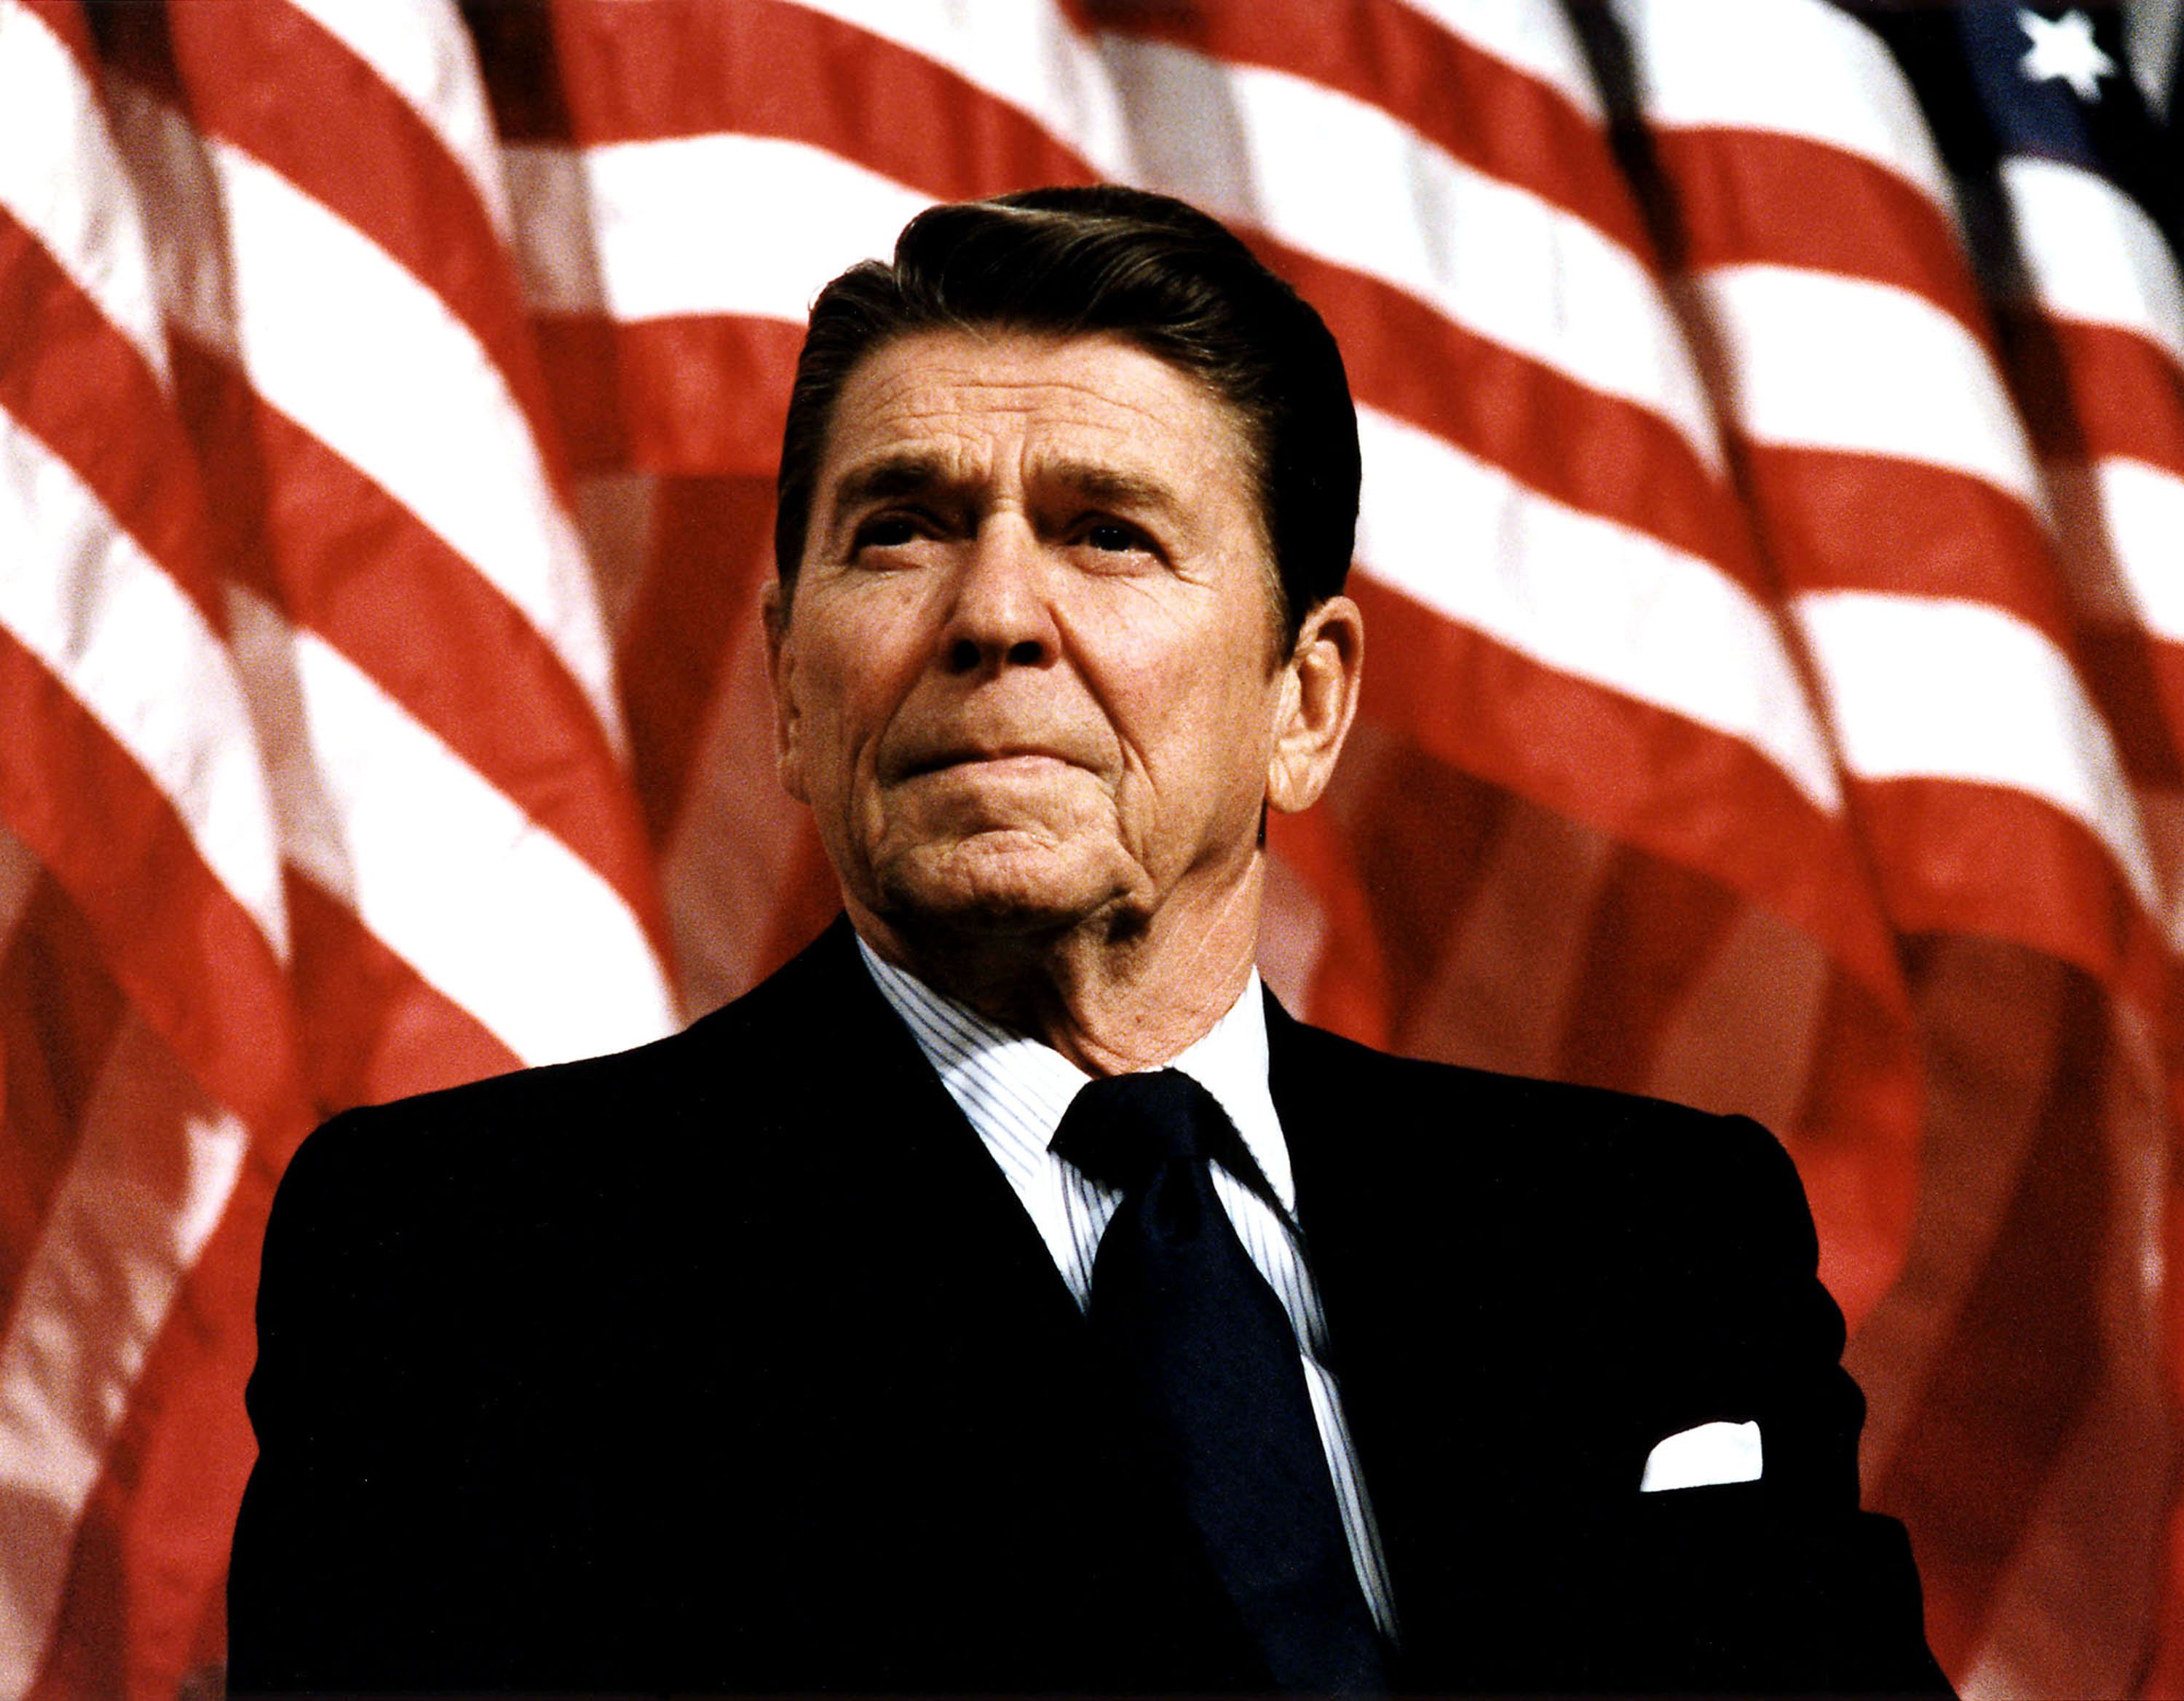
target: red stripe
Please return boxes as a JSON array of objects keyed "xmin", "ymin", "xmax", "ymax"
[
  {"xmin": 27, "ymin": 1145, "xmax": 277, "ymax": 1698},
  {"xmin": 2078, "ymin": 623, "xmax": 2184, "ymax": 790},
  {"xmin": 1741, "ymin": 443, "xmax": 2078, "ymax": 648},
  {"xmin": 755, "ymin": 820, "xmax": 850, "ymax": 986},
  {"xmin": 161, "ymin": 0, "xmax": 571, "ymax": 483},
  {"xmin": 2148, "ymin": 1483, "xmax": 2184, "ymax": 1698},
  {"xmin": 617, "ymin": 474, "xmax": 777, "ymax": 849},
  {"xmin": 0, "ymin": 629, "xmax": 305, "ymax": 1148},
  {"xmin": 173, "ymin": 338, "xmax": 669, "ymax": 958},
  {"xmin": 1655, "ymin": 126, "xmax": 1990, "ymax": 341},
  {"xmin": 287, "ymin": 871, "xmax": 521, "ymax": 1111},
  {"xmin": 550, "ymin": 0, "xmax": 1100, "ymax": 189},
  {"xmin": 1550, "ymin": 843, "xmax": 1744, "ymax": 1095},
  {"xmin": 1264, "ymin": 804, "xmax": 1393, "ymax": 1051},
  {"xmin": 1874, "ymin": 966, "xmax": 2112, "ymax": 1673},
  {"xmin": 1325, "ymin": 722, "xmax": 1519, "ymax": 1038},
  {"xmin": 534, "ymin": 312, "xmax": 804, "ymax": 477},
  {"xmin": 1788, "ymin": 974, "xmax": 1922, "ymax": 1329},
  {"xmin": 2008, "ymin": 311, "xmax": 2184, "ymax": 479},
  {"xmin": 1260, "ymin": 234, "xmax": 1765, "ymax": 597},
  {"xmin": 2156, "ymin": 1174, "xmax": 2184, "ymax": 1693},
  {"xmin": 1077, "ymin": 0, "xmax": 1653, "ymax": 257},
  {"xmin": 0, "ymin": 879, "xmax": 125, "ymax": 1335},
  {"xmin": 532, "ymin": 314, "xmax": 627, "ymax": 472},
  {"xmin": 1351, "ymin": 571, "xmax": 1907, "ymax": 1001},
  {"xmin": 1848, "ymin": 777, "xmax": 2164, "ymax": 1012},
  {"xmin": 639, "ymin": 614, "xmax": 826, "ymax": 1007},
  {"xmin": 0, "ymin": 210, "xmax": 226, "ymax": 633}
]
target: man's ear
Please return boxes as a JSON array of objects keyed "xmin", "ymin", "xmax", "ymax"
[
  {"xmin": 761, "ymin": 576, "xmax": 809, "ymax": 804},
  {"xmin": 1267, "ymin": 593, "xmax": 1364, "ymax": 815}
]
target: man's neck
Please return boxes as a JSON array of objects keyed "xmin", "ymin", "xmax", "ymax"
[{"xmin": 847, "ymin": 863, "xmax": 1265, "ymax": 1076}]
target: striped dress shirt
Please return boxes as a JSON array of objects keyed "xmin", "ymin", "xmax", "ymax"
[{"xmin": 857, "ymin": 939, "xmax": 1398, "ymax": 1637}]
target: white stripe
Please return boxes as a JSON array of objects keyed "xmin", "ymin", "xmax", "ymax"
[
  {"xmin": 1613, "ymin": 0, "xmax": 1957, "ymax": 213},
  {"xmin": 0, "ymin": 1018, "xmax": 250, "ymax": 1695},
  {"xmin": 1392, "ymin": 0, "xmax": 1605, "ymax": 118},
  {"xmin": 207, "ymin": 135, "xmax": 625, "ymax": 745},
  {"xmin": 0, "ymin": 411, "xmax": 288, "ymax": 953},
  {"xmin": 507, "ymin": 135, "xmax": 933, "ymax": 324},
  {"xmin": 2066, "ymin": 458, "xmax": 2184, "ymax": 642},
  {"xmin": 284, "ymin": 0, "xmax": 517, "ymax": 242},
  {"xmin": 1696, "ymin": 263, "xmax": 2046, "ymax": 509},
  {"xmin": 1353, "ymin": 403, "xmax": 1843, "ymax": 812},
  {"xmin": 1793, "ymin": 590, "xmax": 2157, "ymax": 908},
  {"xmin": 0, "ymin": 0, "xmax": 169, "ymax": 378},
  {"xmin": 2003, "ymin": 156, "xmax": 2184, "ymax": 368},
  {"xmin": 1099, "ymin": 34, "xmax": 1725, "ymax": 469},
  {"xmin": 227, "ymin": 589, "xmax": 675, "ymax": 1067},
  {"xmin": 793, "ymin": 0, "xmax": 1136, "ymax": 178}
]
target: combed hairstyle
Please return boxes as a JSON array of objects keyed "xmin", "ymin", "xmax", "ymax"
[{"xmin": 773, "ymin": 184, "xmax": 1360, "ymax": 645}]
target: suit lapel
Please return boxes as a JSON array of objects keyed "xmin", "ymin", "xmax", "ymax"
[
  {"xmin": 706, "ymin": 919, "xmax": 1257, "ymax": 1689},
  {"xmin": 735, "ymin": 914, "xmax": 1088, "ymax": 1337},
  {"xmin": 648, "ymin": 915, "xmax": 1095, "ymax": 1489},
  {"xmin": 1265, "ymin": 995, "xmax": 1436, "ymax": 1559},
  {"xmin": 1267, "ymin": 992, "xmax": 1519, "ymax": 1688},
  {"xmin": 1267, "ymin": 995, "xmax": 1663, "ymax": 1692}
]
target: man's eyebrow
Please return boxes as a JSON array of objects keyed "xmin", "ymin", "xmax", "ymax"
[
  {"xmin": 828, "ymin": 455, "xmax": 1190, "ymax": 520},
  {"xmin": 828, "ymin": 453, "xmax": 954, "ymax": 517},
  {"xmin": 1042, "ymin": 460, "xmax": 1187, "ymax": 518}
]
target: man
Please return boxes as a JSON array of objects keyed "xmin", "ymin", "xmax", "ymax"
[{"xmin": 229, "ymin": 186, "xmax": 1951, "ymax": 1696}]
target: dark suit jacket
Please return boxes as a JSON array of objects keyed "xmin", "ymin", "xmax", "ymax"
[{"xmin": 229, "ymin": 916, "xmax": 1950, "ymax": 1696}]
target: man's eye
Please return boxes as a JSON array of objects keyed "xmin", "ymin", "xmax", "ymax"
[
  {"xmin": 855, "ymin": 515, "xmax": 922, "ymax": 550},
  {"xmin": 1084, "ymin": 521, "xmax": 1142, "ymax": 552}
]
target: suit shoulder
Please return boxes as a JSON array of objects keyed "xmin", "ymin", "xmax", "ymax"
[
  {"xmin": 284, "ymin": 923, "xmax": 844, "ymax": 1183},
  {"xmin": 1278, "ymin": 1006, "xmax": 1786, "ymax": 1168},
  {"xmin": 264, "ymin": 921, "xmax": 870, "ymax": 1272},
  {"xmin": 1270, "ymin": 1004, "xmax": 1811, "ymax": 1265},
  {"xmin": 277, "ymin": 1022, "xmax": 688, "ymax": 1199}
]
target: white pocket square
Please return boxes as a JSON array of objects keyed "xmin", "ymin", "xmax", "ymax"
[{"xmin": 1639, "ymin": 1419, "xmax": 1762, "ymax": 1492}]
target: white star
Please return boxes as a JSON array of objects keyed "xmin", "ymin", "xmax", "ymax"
[{"xmin": 2018, "ymin": 9, "xmax": 2118, "ymax": 102}]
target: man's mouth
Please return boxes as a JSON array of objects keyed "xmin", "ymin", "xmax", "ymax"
[
  {"xmin": 894, "ymin": 740, "xmax": 1089, "ymax": 780},
  {"xmin": 902, "ymin": 748, "xmax": 1078, "ymax": 780}
]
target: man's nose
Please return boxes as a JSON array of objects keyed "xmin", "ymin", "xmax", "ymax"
[{"xmin": 941, "ymin": 518, "xmax": 1059, "ymax": 675}]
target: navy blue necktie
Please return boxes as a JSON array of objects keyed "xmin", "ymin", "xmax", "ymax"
[{"xmin": 1051, "ymin": 1068, "xmax": 1388, "ymax": 1695}]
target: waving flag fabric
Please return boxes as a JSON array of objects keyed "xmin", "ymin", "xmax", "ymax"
[
  {"xmin": 0, "ymin": 2, "xmax": 312, "ymax": 1693},
  {"xmin": 1610, "ymin": 1, "xmax": 2176, "ymax": 1686},
  {"xmin": 1, "ymin": 1, "xmax": 2180, "ymax": 1694}
]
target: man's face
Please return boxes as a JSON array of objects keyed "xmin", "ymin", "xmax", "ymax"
[{"xmin": 766, "ymin": 328, "xmax": 1303, "ymax": 948}]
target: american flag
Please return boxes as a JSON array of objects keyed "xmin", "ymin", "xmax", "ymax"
[{"xmin": 1, "ymin": 0, "xmax": 2179, "ymax": 1692}]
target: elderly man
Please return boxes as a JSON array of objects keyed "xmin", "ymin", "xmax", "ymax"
[{"xmin": 229, "ymin": 186, "xmax": 1950, "ymax": 1697}]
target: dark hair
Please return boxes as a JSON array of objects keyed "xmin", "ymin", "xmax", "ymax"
[{"xmin": 773, "ymin": 185, "xmax": 1359, "ymax": 642}]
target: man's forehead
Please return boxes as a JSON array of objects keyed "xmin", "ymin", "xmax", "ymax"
[{"xmin": 818, "ymin": 328, "xmax": 1246, "ymax": 484}]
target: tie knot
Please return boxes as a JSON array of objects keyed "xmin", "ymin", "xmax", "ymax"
[{"xmin": 1050, "ymin": 1068, "xmax": 1227, "ymax": 1191}]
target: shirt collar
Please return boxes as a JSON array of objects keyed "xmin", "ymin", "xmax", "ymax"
[{"xmin": 856, "ymin": 935, "xmax": 1294, "ymax": 1212}]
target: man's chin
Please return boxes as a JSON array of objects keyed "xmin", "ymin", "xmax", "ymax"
[{"xmin": 870, "ymin": 839, "xmax": 1133, "ymax": 940}]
